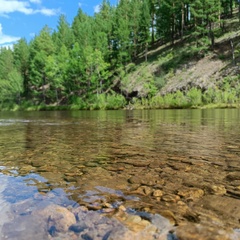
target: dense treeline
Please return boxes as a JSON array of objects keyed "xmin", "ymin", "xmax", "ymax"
[{"xmin": 0, "ymin": 0, "xmax": 239, "ymax": 109}]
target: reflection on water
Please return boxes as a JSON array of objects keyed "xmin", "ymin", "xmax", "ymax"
[
  {"xmin": 0, "ymin": 174, "xmax": 10, "ymax": 233},
  {"xmin": 0, "ymin": 109, "xmax": 240, "ymax": 236}
]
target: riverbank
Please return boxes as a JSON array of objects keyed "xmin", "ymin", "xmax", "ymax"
[{"xmin": 1, "ymin": 91, "xmax": 240, "ymax": 111}]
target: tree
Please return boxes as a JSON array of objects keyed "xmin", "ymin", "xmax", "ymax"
[
  {"xmin": 93, "ymin": 0, "xmax": 115, "ymax": 63},
  {"xmin": 148, "ymin": 0, "xmax": 157, "ymax": 44},
  {"xmin": 156, "ymin": 0, "xmax": 173, "ymax": 42},
  {"xmin": 0, "ymin": 48, "xmax": 23, "ymax": 102},
  {"xmin": 139, "ymin": 0, "xmax": 151, "ymax": 61},
  {"xmin": 53, "ymin": 15, "xmax": 74, "ymax": 51},
  {"xmin": 84, "ymin": 46, "xmax": 110, "ymax": 95},
  {"xmin": 65, "ymin": 42, "xmax": 86, "ymax": 96},
  {"xmin": 13, "ymin": 38, "xmax": 30, "ymax": 98},
  {"xmin": 114, "ymin": 0, "xmax": 132, "ymax": 65},
  {"xmin": 72, "ymin": 9, "xmax": 94, "ymax": 48},
  {"xmin": 191, "ymin": 0, "xmax": 221, "ymax": 48},
  {"xmin": 28, "ymin": 26, "xmax": 55, "ymax": 103}
]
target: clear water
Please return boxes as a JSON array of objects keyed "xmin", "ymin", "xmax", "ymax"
[{"xmin": 0, "ymin": 109, "xmax": 240, "ymax": 233}]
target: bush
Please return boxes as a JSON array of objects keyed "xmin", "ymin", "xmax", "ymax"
[
  {"xmin": 106, "ymin": 93, "xmax": 126, "ymax": 109},
  {"xmin": 186, "ymin": 88, "xmax": 202, "ymax": 106},
  {"xmin": 203, "ymin": 88, "xmax": 216, "ymax": 104},
  {"xmin": 164, "ymin": 94, "xmax": 175, "ymax": 107},
  {"xmin": 70, "ymin": 96, "xmax": 86, "ymax": 109},
  {"xmin": 88, "ymin": 93, "xmax": 127, "ymax": 110},
  {"xmin": 173, "ymin": 90, "xmax": 189, "ymax": 108},
  {"xmin": 149, "ymin": 95, "xmax": 165, "ymax": 108}
]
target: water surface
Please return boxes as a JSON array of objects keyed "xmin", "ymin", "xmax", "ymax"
[{"xmin": 0, "ymin": 109, "xmax": 240, "ymax": 234}]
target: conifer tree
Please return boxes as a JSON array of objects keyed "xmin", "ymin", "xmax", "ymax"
[
  {"xmin": 114, "ymin": 0, "xmax": 132, "ymax": 65},
  {"xmin": 13, "ymin": 38, "xmax": 30, "ymax": 98},
  {"xmin": 28, "ymin": 26, "xmax": 55, "ymax": 103},
  {"xmin": 0, "ymin": 48, "xmax": 23, "ymax": 102},
  {"xmin": 53, "ymin": 15, "xmax": 74, "ymax": 51},
  {"xmin": 139, "ymin": 0, "xmax": 151, "ymax": 61}
]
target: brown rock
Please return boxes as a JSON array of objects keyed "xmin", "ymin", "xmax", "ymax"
[
  {"xmin": 178, "ymin": 188, "xmax": 204, "ymax": 200},
  {"xmin": 208, "ymin": 185, "xmax": 226, "ymax": 195},
  {"xmin": 226, "ymin": 172, "xmax": 240, "ymax": 181},
  {"xmin": 153, "ymin": 189, "xmax": 163, "ymax": 197},
  {"xmin": 160, "ymin": 210, "xmax": 177, "ymax": 225},
  {"xmin": 133, "ymin": 186, "xmax": 153, "ymax": 195},
  {"xmin": 162, "ymin": 194, "xmax": 180, "ymax": 203},
  {"xmin": 197, "ymin": 195, "xmax": 240, "ymax": 227},
  {"xmin": 128, "ymin": 176, "xmax": 142, "ymax": 184},
  {"xmin": 175, "ymin": 223, "xmax": 235, "ymax": 240}
]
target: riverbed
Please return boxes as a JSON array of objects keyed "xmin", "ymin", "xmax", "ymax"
[{"xmin": 0, "ymin": 109, "xmax": 240, "ymax": 239}]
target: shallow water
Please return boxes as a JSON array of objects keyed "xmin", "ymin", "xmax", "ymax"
[{"xmin": 0, "ymin": 109, "xmax": 240, "ymax": 237}]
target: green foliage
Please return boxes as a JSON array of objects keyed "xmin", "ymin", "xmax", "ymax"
[
  {"xmin": 149, "ymin": 95, "xmax": 165, "ymax": 108},
  {"xmin": 203, "ymin": 87, "xmax": 216, "ymax": 103},
  {"xmin": 154, "ymin": 75, "xmax": 166, "ymax": 89},
  {"xmin": 0, "ymin": 0, "xmax": 239, "ymax": 110},
  {"xmin": 186, "ymin": 88, "xmax": 202, "ymax": 106},
  {"xmin": 87, "ymin": 93, "xmax": 126, "ymax": 110}
]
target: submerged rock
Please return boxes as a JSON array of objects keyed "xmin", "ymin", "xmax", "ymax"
[
  {"xmin": 2, "ymin": 215, "xmax": 49, "ymax": 240},
  {"xmin": 174, "ymin": 223, "xmax": 240, "ymax": 240},
  {"xmin": 32, "ymin": 204, "xmax": 76, "ymax": 233}
]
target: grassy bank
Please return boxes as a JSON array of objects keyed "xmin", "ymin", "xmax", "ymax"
[{"xmin": 1, "ymin": 87, "xmax": 240, "ymax": 111}]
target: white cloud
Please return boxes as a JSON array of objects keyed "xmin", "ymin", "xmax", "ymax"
[
  {"xmin": 0, "ymin": 0, "xmax": 58, "ymax": 16},
  {"xmin": 0, "ymin": 0, "xmax": 33, "ymax": 15},
  {"xmin": 36, "ymin": 8, "xmax": 60, "ymax": 16},
  {"xmin": 94, "ymin": 4, "xmax": 100, "ymax": 13},
  {"xmin": 29, "ymin": 0, "xmax": 41, "ymax": 3},
  {"xmin": 78, "ymin": 2, "xmax": 82, "ymax": 8},
  {"xmin": 0, "ymin": 23, "xmax": 20, "ymax": 45}
]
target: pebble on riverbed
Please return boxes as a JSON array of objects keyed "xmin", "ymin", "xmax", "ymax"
[{"xmin": 3, "ymin": 198, "xmax": 240, "ymax": 240}]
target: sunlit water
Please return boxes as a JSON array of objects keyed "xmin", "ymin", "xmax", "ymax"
[{"xmin": 0, "ymin": 109, "xmax": 240, "ymax": 235}]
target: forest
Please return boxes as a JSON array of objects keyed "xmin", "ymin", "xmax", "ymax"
[{"xmin": 0, "ymin": 0, "xmax": 239, "ymax": 110}]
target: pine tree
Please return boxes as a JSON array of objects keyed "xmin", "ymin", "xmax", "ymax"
[
  {"xmin": 191, "ymin": 0, "xmax": 220, "ymax": 48},
  {"xmin": 13, "ymin": 38, "xmax": 30, "ymax": 98},
  {"xmin": 53, "ymin": 15, "xmax": 74, "ymax": 51},
  {"xmin": 114, "ymin": 0, "xmax": 132, "ymax": 65},
  {"xmin": 139, "ymin": 0, "xmax": 151, "ymax": 61},
  {"xmin": 72, "ymin": 9, "xmax": 94, "ymax": 48},
  {"xmin": 0, "ymin": 48, "xmax": 23, "ymax": 102},
  {"xmin": 156, "ymin": 0, "xmax": 172, "ymax": 42},
  {"xmin": 93, "ymin": 0, "xmax": 114, "ymax": 62},
  {"xmin": 128, "ymin": 0, "xmax": 142, "ymax": 59},
  {"xmin": 29, "ymin": 26, "xmax": 55, "ymax": 103}
]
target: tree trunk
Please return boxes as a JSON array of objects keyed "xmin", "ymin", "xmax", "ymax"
[
  {"xmin": 151, "ymin": 14, "xmax": 155, "ymax": 44},
  {"xmin": 145, "ymin": 42, "xmax": 148, "ymax": 62},
  {"xmin": 239, "ymin": 0, "xmax": 240, "ymax": 23},
  {"xmin": 181, "ymin": 2, "xmax": 184, "ymax": 40},
  {"xmin": 230, "ymin": 39, "xmax": 236, "ymax": 65},
  {"xmin": 171, "ymin": 2, "xmax": 175, "ymax": 45},
  {"xmin": 230, "ymin": 0, "xmax": 233, "ymax": 17}
]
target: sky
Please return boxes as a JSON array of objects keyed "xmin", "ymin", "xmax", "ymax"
[{"xmin": 0, "ymin": 0, "xmax": 118, "ymax": 48}]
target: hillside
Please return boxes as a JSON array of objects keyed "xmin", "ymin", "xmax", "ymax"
[{"xmin": 119, "ymin": 13, "xmax": 240, "ymax": 108}]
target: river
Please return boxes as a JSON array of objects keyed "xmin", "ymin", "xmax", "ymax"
[{"xmin": 0, "ymin": 109, "xmax": 240, "ymax": 239}]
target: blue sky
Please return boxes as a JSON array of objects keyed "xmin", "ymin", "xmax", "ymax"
[{"xmin": 0, "ymin": 0, "xmax": 117, "ymax": 48}]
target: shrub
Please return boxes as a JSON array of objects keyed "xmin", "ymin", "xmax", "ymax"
[
  {"xmin": 186, "ymin": 88, "xmax": 202, "ymax": 106},
  {"xmin": 173, "ymin": 90, "xmax": 189, "ymax": 108},
  {"xmin": 149, "ymin": 95, "xmax": 165, "ymax": 108}
]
